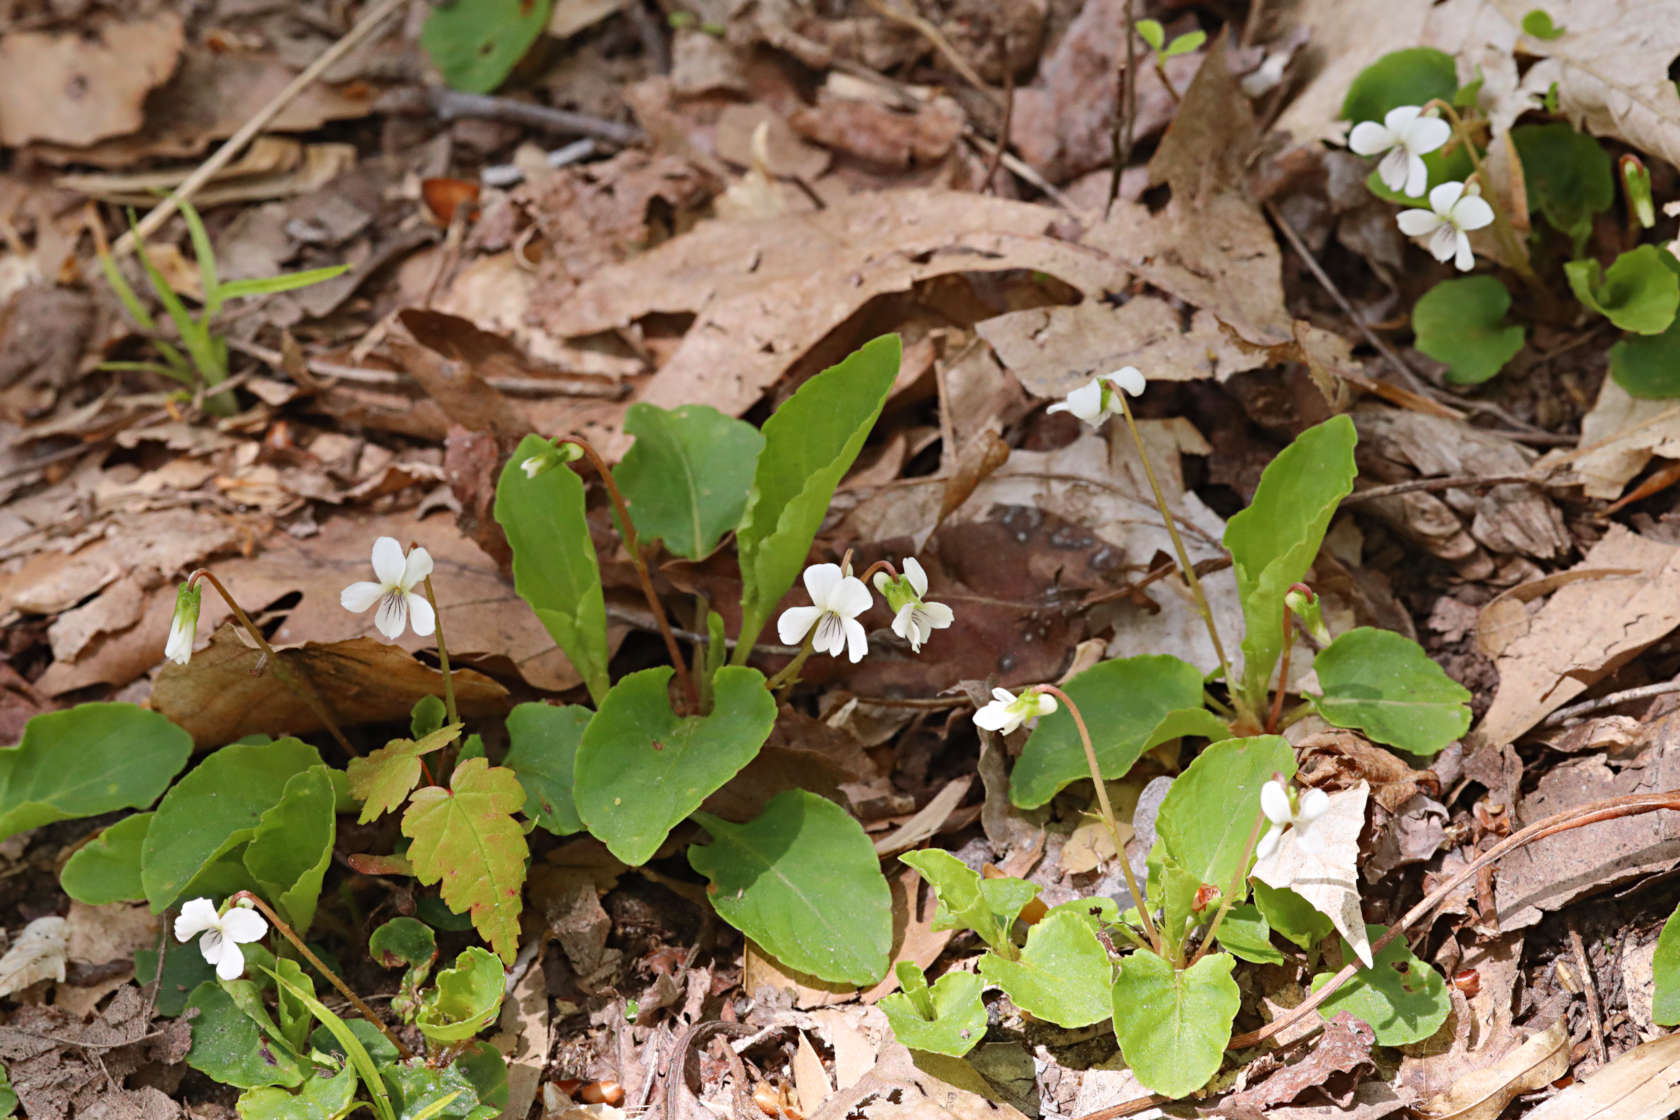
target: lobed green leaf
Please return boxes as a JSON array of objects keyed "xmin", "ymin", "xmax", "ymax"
[{"xmin": 403, "ymin": 759, "xmax": 529, "ymax": 964}]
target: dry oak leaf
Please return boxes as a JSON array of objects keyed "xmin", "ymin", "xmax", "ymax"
[
  {"xmin": 404, "ymin": 757, "xmax": 528, "ymax": 964},
  {"xmin": 0, "ymin": 12, "xmax": 182, "ymax": 147}
]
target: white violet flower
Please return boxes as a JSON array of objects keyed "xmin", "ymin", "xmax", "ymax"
[
  {"xmin": 1256, "ymin": 779, "xmax": 1330, "ymax": 861},
  {"xmin": 340, "ymin": 536, "xmax": 436, "ymax": 641},
  {"xmin": 777, "ymin": 562, "xmax": 873, "ymax": 662},
  {"xmin": 165, "ymin": 581, "xmax": 202, "ymax": 666},
  {"xmin": 1397, "ymin": 180, "xmax": 1494, "ymax": 271},
  {"xmin": 174, "ymin": 897, "xmax": 267, "ymax": 981},
  {"xmin": 1046, "ymin": 366, "xmax": 1147, "ymax": 427},
  {"xmin": 973, "ymin": 687, "xmax": 1057, "ymax": 736},
  {"xmin": 872, "ymin": 557, "xmax": 955, "ymax": 653},
  {"xmin": 1348, "ymin": 105, "xmax": 1450, "ymax": 197}
]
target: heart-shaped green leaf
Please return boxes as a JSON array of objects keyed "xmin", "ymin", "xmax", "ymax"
[
  {"xmin": 61, "ymin": 812, "xmax": 150, "ymax": 905},
  {"xmin": 1312, "ymin": 628, "xmax": 1470, "ymax": 755},
  {"xmin": 1224, "ymin": 415, "xmax": 1357, "ymax": 711},
  {"xmin": 419, "ymin": 0, "xmax": 554, "ymax": 94},
  {"xmin": 614, "ymin": 402, "xmax": 764, "ymax": 560},
  {"xmin": 734, "ymin": 335, "xmax": 899, "ymax": 659},
  {"xmin": 1311, "ymin": 924, "xmax": 1450, "ymax": 1045},
  {"xmin": 503, "ymin": 702, "xmax": 591, "ymax": 836},
  {"xmin": 238, "ymin": 1062, "xmax": 357, "ymax": 1120},
  {"xmin": 1111, "ymin": 950, "xmax": 1240, "ymax": 1098},
  {"xmin": 900, "ymin": 848, "xmax": 1038, "ymax": 953},
  {"xmin": 1011, "ymin": 656, "xmax": 1214, "ymax": 809},
  {"xmin": 0, "ymin": 703, "xmax": 191, "ymax": 842},
  {"xmin": 981, "ymin": 909, "xmax": 1113, "ymax": 1028},
  {"xmin": 495, "ymin": 433, "xmax": 609, "ymax": 704},
  {"xmin": 1565, "ymin": 245, "xmax": 1680, "ymax": 335},
  {"xmin": 371, "ymin": 916, "xmax": 437, "ymax": 973},
  {"xmin": 1340, "ymin": 48, "xmax": 1458, "ymax": 125},
  {"xmin": 1412, "ymin": 276, "xmax": 1525, "ymax": 384},
  {"xmin": 1513, "ymin": 122, "xmax": 1613, "ymax": 250},
  {"xmin": 185, "ymin": 982, "xmax": 309, "ymax": 1089},
  {"xmin": 142, "ymin": 738, "xmax": 323, "ymax": 912},
  {"xmin": 575, "ymin": 666, "xmax": 775, "ymax": 865},
  {"xmin": 691, "ymin": 790, "xmax": 892, "ymax": 986},
  {"xmin": 244, "ymin": 766, "xmax": 337, "ymax": 934},
  {"xmin": 880, "ymin": 962, "xmax": 987, "ymax": 1056},
  {"xmin": 418, "ymin": 947, "xmax": 504, "ymax": 1044}
]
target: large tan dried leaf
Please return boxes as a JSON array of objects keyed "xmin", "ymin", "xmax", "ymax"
[
  {"xmin": 1522, "ymin": 1031, "xmax": 1680, "ymax": 1120},
  {"xmin": 1471, "ymin": 525, "xmax": 1680, "ymax": 749},
  {"xmin": 1409, "ymin": 1020, "xmax": 1567, "ymax": 1120},
  {"xmin": 1252, "ymin": 782, "xmax": 1372, "ymax": 967},
  {"xmin": 0, "ymin": 13, "xmax": 182, "ymax": 146},
  {"xmin": 1566, "ymin": 378, "xmax": 1680, "ymax": 500}
]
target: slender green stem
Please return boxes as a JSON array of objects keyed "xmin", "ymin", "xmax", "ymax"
[
  {"xmin": 560, "ymin": 438, "xmax": 697, "ymax": 712},
  {"xmin": 419, "ymin": 574, "xmax": 458, "ymax": 728},
  {"xmin": 228, "ymin": 891, "xmax": 414, "ymax": 1061},
  {"xmin": 188, "ymin": 569, "xmax": 356, "ymax": 757},
  {"xmin": 1187, "ymin": 801, "xmax": 1269, "ymax": 967},
  {"xmin": 1112, "ymin": 391, "xmax": 1241, "ymax": 720},
  {"xmin": 765, "ymin": 630, "xmax": 816, "ymax": 693},
  {"xmin": 1423, "ymin": 99, "xmax": 1543, "ymax": 293},
  {"xmin": 1266, "ymin": 608, "xmax": 1294, "ymax": 734},
  {"xmin": 1034, "ymin": 684, "xmax": 1162, "ymax": 956}
]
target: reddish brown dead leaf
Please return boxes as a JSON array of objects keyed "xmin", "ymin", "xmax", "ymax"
[
  {"xmin": 1217, "ymin": 1012, "xmax": 1376, "ymax": 1114},
  {"xmin": 421, "ymin": 178, "xmax": 481, "ymax": 225},
  {"xmin": 788, "ymin": 94, "xmax": 965, "ymax": 168}
]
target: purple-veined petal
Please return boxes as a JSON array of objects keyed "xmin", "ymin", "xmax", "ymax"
[
  {"xmin": 919, "ymin": 601, "xmax": 955, "ymax": 630},
  {"xmin": 374, "ymin": 590, "xmax": 409, "ymax": 640},
  {"xmin": 813, "ymin": 612, "xmax": 847, "ymax": 657},
  {"xmin": 1427, "ymin": 224, "xmax": 1460, "ymax": 263},
  {"xmin": 1377, "ymin": 147, "xmax": 1410, "ymax": 193}
]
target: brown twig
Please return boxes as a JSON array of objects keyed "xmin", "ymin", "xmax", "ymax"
[
  {"xmin": 1340, "ymin": 472, "xmax": 1545, "ymax": 505},
  {"xmin": 1567, "ymin": 919, "xmax": 1609, "ymax": 1066},
  {"xmin": 1106, "ymin": 0, "xmax": 1139, "ymax": 219},
  {"xmin": 983, "ymin": 48, "xmax": 1015, "ymax": 195},
  {"xmin": 1539, "ymin": 679, "xmax": 1680, "ymax": 728},
  {"xmin": 425, "ymin": 87, "xmax": 645, "ymax": 146},
  {"xmin": 225, "ymin": 337, "xmax": 627, "ymax": 398},
  {"xmin": 860, "ymin": 0, "xmax": 1003, "ymax": 110}
]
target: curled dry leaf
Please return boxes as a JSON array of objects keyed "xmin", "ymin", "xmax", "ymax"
[{"xmin": 1252, "ymin": 782, "xmax": 1373, "ymax": 967}]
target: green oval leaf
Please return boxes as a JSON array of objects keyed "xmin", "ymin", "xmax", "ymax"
[
  {"xmin": 1565, "ymin": 245, "xmax": 1680, "ymax": 335},
  {"xmin": 142, "ymin": 738, "xmax": 324, "ymax": 912},
  {"xmin": 1152, "ymin": 736, "xmax": 1296, "ymax": 906},
  {"xmin": 1251, "ymin": 879, "xmax": 1333, "ymax": 949},
  {"xmin": 980, "ymin": 910, "xmax": 1113, "ymax": 1028},
  {"xmin": 0, "ymin": 703, "xmax": 192, "ymax": 842},
  {"xmin": 502, "ymin": 702, "xmax": 591, "ymax": 836},
  {"xmin": 371, "ymin": 917, "xmax": 438, "ymax": 972},
  {"xmin": 1654, "ymin": 901, "xmax": 1680, "ymax": 1025},
  {"xmin": 1412, "ymin": 276, "xmax": 1525, "ymax": 384},
  {"xmin": 1311, "ymin": 628, "xmax": 1470, "ymax": 755},
  {"xmin": 1216, "ymin": 903, "xmax": 1284, "ymax": 964},
  {"xmin": 494, "ymin": 433, "xmax": 610, "ymax": 705},
  {"xmin": 419, "ymin": 0, "xmax": 554, "ymax": 94},
  {"xmin": 690, "ymin": 790, "xmax": 892, "ymax": 986},
  {"xmin": 1011, "ymin": 656, "xmax": 1212, "ymax": 809},
  {"xmin": 614, "ymin": 403, "xmax": 764, "ymax": 560},
  {"xmin": 1110, "ymin": 950, "xmax": 1239, "ymax": 1098},
  {"xmin": 1512, "ymin": 123, "xmax": 1614, "ymax": 249},
  {"xmin": 381, "ymin": 1046, "xmax": 505, "ymax": 1120},
  {"xmin": 1224, "ymin": 415, "xmax": 1358, "ymax": 709},
  {"xmin": 61, "ymin": 812, "xmax": 151, "ymax": 905},
  {"xmin": 185, "ymin": 982, "xmax": 309, "ymax": 1090},
  {"xmin": 880, "ymin": 962, "xmax": 987, "ymax": 1057},
  {"xmin": 418, "ymin": 947, "xmax": 505, "ymax": 1044},
  {"xmin": 244, "ymin": 766, "xmax": 338, "ymax": 934},
  {"xmin": 575, "ymin": 666, "xmax": 776, "ymax": 866},
  {"xmin": 1311, "ymin": 924, "xmax": 1450, "ymax": 1045},
  {"xmin": 1340, "ymin": 48, "xmax": 1458, "ymax": 124},
  {"xmin": 734, "ymin": 335, "xmax": 900, "ymax": 658},
  {"xmin": 1522, "ymin": 8, "xmax": 1565, "ymax": 38},
  {"xmin": 238, "ymin": 1062, "xmax": 358, "ymax": 1120},
  {"xmin": 1610, "ymin": 309, "xmax": 1680, "ymax": 398}
]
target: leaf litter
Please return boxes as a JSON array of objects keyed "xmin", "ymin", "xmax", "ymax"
[{"xmin": 4, "ymin": 0, "xmax": 1680, "ymax": 1117}]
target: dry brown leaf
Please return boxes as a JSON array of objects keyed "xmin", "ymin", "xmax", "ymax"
[
  {"xmin": 809, "ymin": 1041, "xmax": 1030, "ymax": 1120},
  {"xmin": 1521, "ymin": 1030, "xmax": 1680, "ymax": 1120},
  {"xmin": 151, "ymin": 627, "xmax": 509, "ymax": 749},
  {"xmin": 1566, "ymin": 379, "xmax": 1680, "ymax": 500},
  {"xmin": 1253, "ymin": 783, "xmax": 1372, "ymax": 966},
  {"xmin": 0, "ymin": 917, "xmax": 67, "ymax": 997},
  {"xmin": 1471, "ymin": 526, "xmax": 1680, "ymax": 749},
  {"xmin": 0, "ymin": 12, "xmax": 182, "ymax": 147},
  {"xmin": 1409, "ymin": 1019, "xmax": 1568, "ymax": 1120},
  {"xmin": 491, "ymin": 961, "xmax": 550, "ymax": 1120},
  {"xmin": 1219, "ymin": 1012, "xmax": 1376, "ymax": 1113},
  {"xmin": 793, "ymin": 1031, "xmax": 833, "ymax": 1117}
]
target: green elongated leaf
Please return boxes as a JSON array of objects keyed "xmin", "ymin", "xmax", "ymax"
[
  {"xmin": 0, "ymin": 704, "xmax": 191, "ymax": 842},
  {"xmin": 1566, "ymin": 245, "xmax": 1680, "ymax": 335},
  {"xmin": 417, "ymin": 947, "xmax": 504, "ymax": 1044},
  {"xmin": 575, "ymin": 666, "xmax": 775, "ymax": 865},
  {"xmin": 1252, "ymin": 879, "xmax": 1334, "ymax": 950},
  {"xmin": 1224, "ymin": 415, "xmax": 1358, "ymax": 709},
  {"xmin": 733, "ymin": 335, "xmax": 900, "ymax": 659},
  {"xmin": 185, "ymin": 982, "xmax": 309, "ymax": 1090},
  {"xmin": 1155, "ymin": 858, "xmax": 1205, "ymax": 962},
  {"xmin": 238, "ymin": 1062, "xmax": 358, "ymax": 1120},
  {"xmin": 311, "ymin": 1018, "xmax": 399, "ymax": 1069},
  {"xmin": 381, "ymin": 1049, "xmax": 504, "ymax": 1120},
  {"xmin": 269, "ymin": 967, "xmax": 396, "ymax": 1120},
  {"xmin": 899, "ymin": 849, "xmax": 1038, "ymax": 953},
  {"xmin": 614, "ymin": 403, "xmax": 764, "ymax": 560},
  {"xmin": 880, "ymin": 962, "xmax": 987, "ymax": 1056},
  {"xmin": 1311, "ymin": 629, "xmax": 1470, "ymax": 755},
  {"xmin": 1011, "ymin": 656, "xmax": 1212, "ymax": 809},
  {"xmin": 495, "ymin": 434, "xmax": 610, "ymax": 704},
  {"xmin": 691, "ymin": 790, "xmax": 892, "ymax": 986},
  {"xmin": 142, "ymin": 738, "xmax": 323, "ymax": 912},
  {"xmin": 1217, "ymin": 903, "xmax": 1284, "ymax": 964},
  {"xmin": 244, "ymin": 766, "xmax": 337, "ymax": 934},
  {"xmin": 1340, "ymin": 48, "xmax": 1458, "ymax": 124},
  {"xmin": 981, "ymin": 910, "xmax": 1113, "ymax": 1028},
  {"xmin": 1654, "ymin": 902, "xmax": 1680, "ymax": 1025},
  {"xmin": 271, "ymin": 958, "xmax": 317, "ymax": 1057},
  {"xmin": 1163, "ymin": 29, "xmax": 1206, "ymax": 57},
  {"xmin": 1152, "ymin": 736, "xmax": 1295, "ymax": 906},
  {"xmin": 348, "ymin": 724, "xmax": 461, "ymax": 824},
  {"xmin": 1512, "ymin": 123, "xmax": 1613, "ymax": 249},
  {"xmin": 1311, "ymin": 924, "xmax": 1450, "ymax": 1045},
  {"xmin": 0, "ymin": 1062, "xmax": 13, "ymax": 1118},
  {"xmin": 403, "ymin": 759, "xmax": 529, "ymax": 964},
  {"xmin": 502, "ymin": 702, "xmax": 591, "ymax": 836},
  {"xmin": 1412, "ymin": 276, "xmax": 1525, "ymax": 384},
  {"xmin": 215, "ymin": 266, "xmax": 351, "ymax": 304},
  {"xmin": 1611, "ymin": 308, "xmax": 1680, "ymax": 398},
  {"xmin": 419, "ymin": 0, "xmax": 554, "ymax": 94},
  {"xmin": 1110, "ymin": 950, "xmax": 1240, "ymax": 1098},
  {"xmin": 61, "ymin": 812, "xmax": 150, "ymax": 904}
]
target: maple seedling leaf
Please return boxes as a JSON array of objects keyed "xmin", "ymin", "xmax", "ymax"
[
  {"xmin": 401, "ymin": 757, "xmax": 528, "ymax": 963},
  {"xmin": 347, "ymin": 723, "xmax": 460, "ymax": 824},
  {"xmin": 1252, "ymin": 782, "xmax": 1372, "ymax": 967}
]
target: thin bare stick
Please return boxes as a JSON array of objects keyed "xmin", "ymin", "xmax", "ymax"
[
  {"xmin": 1540, "ymin": 679, "xmax": 1680, "ymax": 728},
  {"xmin": 420, "ymin": 574, "xmax": 458, "ymax": 727},
  {"xmin": 860, "ymin": 0, "xmax": 1003, "ymax": 110},
  {"xmin": 1341, "ymin": 472, "xmax": 1543, "ymax": 505},
  {"xmin": 113, "ymin": 0, "xmax": 405, "ymax": 257},
  {"xmin": 426, "ymin": 88, "xmax": 645, "ymax": 146},
  {"xmin": 1567, "ymin": 919, "xmax": 1609, "ymax": 1065}
]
